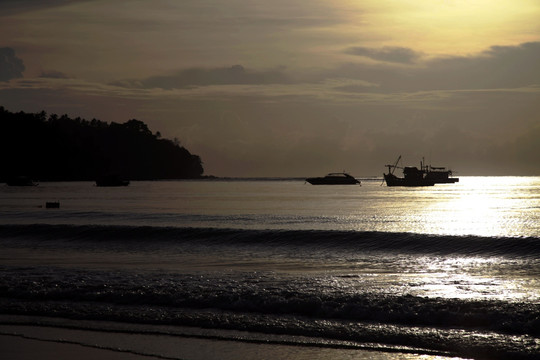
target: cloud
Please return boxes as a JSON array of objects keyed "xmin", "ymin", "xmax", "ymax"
[
  {"xmin": 0, "ymin": 1, "xmax": 88, "ymax": 15},
  {"xmin": 424, "ymin": 42, "xmax": 540, "ymax": 89},
  {"xmin": 111, "ymin": 65, "xmax": 291, "ymax": 89},
  {"xmin": 0, "ymin": 47, "xmax": 25, "ymax": 82},
  {"xmin": 334, "ymin": 41, "xmax": 540, "ymax": 93},
  {"xmin": 39, "ymin": 70, "xmax": 70, "ymax": 79},
  {"xmin": 105, "ymin": 41, "xmax": 540, "ymax": 96},
  {"xmin": 344, "ymin": 46, "xmax": 422, "ymax": 64}
]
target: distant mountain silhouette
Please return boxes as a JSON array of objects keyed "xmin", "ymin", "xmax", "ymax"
[{"xmin": 0, "ymin": 106, "xmax": 204, "ymax": 181}]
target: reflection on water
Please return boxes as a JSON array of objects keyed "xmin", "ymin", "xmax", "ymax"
[
  {"xmin": 0, "ymin": 177, "xmax": 539, "ymax": 237},
  {"xmin": 402, "ymin": 256, "xmax": 539, "ymax": 301},
  {"xmin": 1, "ymin": 177, "xmax": 539, "ymax": 359},
  {"xmin": 335, "ymin": 176, "xmax": 540, "ymax": 237},
  {"xmin": 416, "ymin": 177, "xmax": 540, "ymax": 237},
  {"xmin": 313, "ymin": 253, "xmax": 540, "ymax": 303}
]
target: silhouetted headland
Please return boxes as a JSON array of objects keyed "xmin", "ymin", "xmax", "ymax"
[
  {"xmin": 5, "ymin": 175, "xmax": 38, "ymax": 186},
  {"xmin": 0, "ymin": 107, "xmax": 204, "ymax": 182}
]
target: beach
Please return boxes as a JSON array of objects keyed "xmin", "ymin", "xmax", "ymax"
[
  {"xmin": 0, "ymin": 318, "xmax": 464, "ymax": 360},
  {"xmin": 1, "ymin": 178, "xmax": 539, "ymax": 359},
  {"xmin": 0, "ymin": 334, "xmax": 457, "ymax": 360},
  {"xmin": 1, "ymin": 334, "xmax": 153, "ymax": 360}
]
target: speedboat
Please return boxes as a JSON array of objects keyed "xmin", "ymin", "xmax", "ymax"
[{"xmin": 306, "ymin": 172, "xmax": 360, "ymax": 185}]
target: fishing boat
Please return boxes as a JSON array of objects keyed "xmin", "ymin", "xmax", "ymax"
[
  {"xmin": 306, "ymin": 172, "xmax": 360, "ymax": 185},
  {"xmin": 384, "ymin": 156, "xmax": 433, "ymax": 187},
  {"xmin": 384, "ymin": 166, "xmax": 434, "ymax": 186},
  {"xmin": 384, "ymin": 156, "xmax": 458, "ymax": 186}
]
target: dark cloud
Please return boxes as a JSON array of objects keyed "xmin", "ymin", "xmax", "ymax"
[
  {"xmin": 424, "ymin": 42, "xmax": 540, "ymax": 89},
  {"xmin": 0, "ymin": 0, "xmax": 89, "ymax": 15},
  {"xmin": 0, "ymin": 47, "xmax": 25, "ymax": 82},
  {"xmin": 111, "ymin": 65, "xmax": 290, "ymax": 89},
  {"xmin": 110, "ymin": 42, "xmax": 540, "ymax": 94},
  {"xmin": 344, "ymin": 46, "xmax": 422, "ymax": 64},
  {"xmin": 39, "ymin": 70, "xmax": 70, "ymax": 79},
  {"xmin": 335, "ymin": 41, "xmax": 540, "ymax": 92}
]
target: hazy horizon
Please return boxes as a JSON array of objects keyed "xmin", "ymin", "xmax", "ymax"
[{"xmin": 1, "ymin": 0, "xmax": 539, "ymax": 177}]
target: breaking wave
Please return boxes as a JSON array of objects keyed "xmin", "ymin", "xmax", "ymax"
[{"xmin": 1, "ymin": 224, "xmax": 539, "ymax": 258}]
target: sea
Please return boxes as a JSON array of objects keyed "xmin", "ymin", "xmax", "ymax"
[{"xmin": 0, "ymin": 177, "xmax": 539, "ymax": 359}]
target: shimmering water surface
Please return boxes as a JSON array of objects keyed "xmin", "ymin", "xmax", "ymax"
[
  {"xmin": 0, "ymin": 177, "xmax": 539, "ymax": 359},
  {"xmin": 1, "ymin": 177, "xmax": 539, "ymax": 236}
]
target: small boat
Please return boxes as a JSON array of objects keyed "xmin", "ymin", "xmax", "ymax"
[
  {"xmin": 383, "ymin": 156, "xmax": 458, "ymax": 187},
  {"xmin": 306, "ymin": 172, "xmax": 360, "ymax": 185},
  {"xmin": 96, "ymin": 174, "xmax": 130, "ymax": 187},
  {"xmin": 45, "ymin": 201, "xmax": 60, "ymax": 208},
  {"xmin": 6, "ymin": 176, "xmax": 38, "ymax": 186}
]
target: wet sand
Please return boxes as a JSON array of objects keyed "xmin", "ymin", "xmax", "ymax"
[
  {"xmin": 0, "ymin": 334, "xmax": 154, "ymax": 360},
  {"xmin": 0, "ymin": 323, "xmax": 464, "ymax": 360}
]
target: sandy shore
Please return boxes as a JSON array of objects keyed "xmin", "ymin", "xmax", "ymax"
[
  {"xmin": 0, "ymin": 320, "xmax": 463, "ymax": 360},
  {"xmin": 1, "ymin": 332, "xmax": 461, "ymax": 360},
  {"xmin": 0, "ymin": 334, "xmax": 155, "ymax": 360}
]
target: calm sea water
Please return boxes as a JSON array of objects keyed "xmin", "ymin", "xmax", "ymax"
[{"xmin": 0, "ymin": 177, "xmax": 539, "ymax": 359}]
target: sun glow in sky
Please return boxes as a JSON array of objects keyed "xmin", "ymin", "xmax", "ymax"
[
  {"xmin": 359, "ymin": 0, "xmax": 540, "ymax": 53},
  {"xmin": 1, "ymin": 0, "xmax": 539, "ymax": 177}
]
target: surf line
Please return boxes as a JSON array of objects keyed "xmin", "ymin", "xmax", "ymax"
[
  {"xmin": 0, "ymin": 330, "xmax": 182, "ymax": 360},
  {"xmin": 0, "ymin": 323, "xmax": 454, "ymax": 358}
]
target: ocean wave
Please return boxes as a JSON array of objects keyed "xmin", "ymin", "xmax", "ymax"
[
  {"xmin": 1, "ymin": 266, "xmax": 539, "ymax": 336},
  {"xmin": 1, "ymin": 224, "xmax": 539, "ymax": 258},
  {"xmin": 1, "ymin": 265, "xmax": 539, "ymax": 359}
]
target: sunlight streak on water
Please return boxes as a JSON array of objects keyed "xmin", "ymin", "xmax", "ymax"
[
  {"xmin": 417, "ymin": 177, "xmax": 540, "ymax": 237},
  {"xmin": 318, "ymin": 254, "xmax": 540, "ymax": 303},
  {"xmin": 0, "ymin": 177, "xmax": 539, "ymax": 237},
  {"xmin": 366, "ymin": 176, "xmax": 540, "ymax": 237},
  {"xmin": 406, "ymin": 256, "xmax": 539, "ymax": 301}
]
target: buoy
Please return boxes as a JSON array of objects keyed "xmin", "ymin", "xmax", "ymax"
[{"xmin": 46, "ymin": 202, "xmax": 60, "ymax": 208}]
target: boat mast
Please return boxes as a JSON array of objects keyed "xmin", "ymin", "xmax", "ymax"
[{"xmin": 386, "ymin": 155, "xmax": 401, "ymax": 175}]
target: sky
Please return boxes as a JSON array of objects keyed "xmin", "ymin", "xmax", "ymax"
[{"xmin": 1, "ymin": 0, "xmax": 539, "ymax": 177}]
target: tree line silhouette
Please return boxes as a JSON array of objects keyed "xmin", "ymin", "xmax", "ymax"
[{"xmin": 0, "ymin": 106, "xmax": 204, "ymax": 181}]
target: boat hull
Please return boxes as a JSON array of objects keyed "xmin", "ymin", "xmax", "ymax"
[
  {"xmin": 306, "ymin": 178, "xmax": 359, "ymax": 185},
  {"xmin": 306, "ymin": 172, "xmax": 360, "ymax": 185},
  {"xmin": 383, "ymin": 174, "xmax": 435, "ymax": 187},
  {"xmin": 425, "ymin": 172, "xmax": 459, "ymax": 184},
  {"xmin": 429, "ymin": 178, "xmax": 459, "ymax": 184}
]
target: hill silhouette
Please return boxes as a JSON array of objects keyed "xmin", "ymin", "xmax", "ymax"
[{"xmin": 0, "ymin": 107, "xmax": 204, "ymax": 181}]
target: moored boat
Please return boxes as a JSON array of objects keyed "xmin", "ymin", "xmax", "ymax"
[
  {"xmin": 384, "ymin": 165, "xmax": 435, "ymax": 187},
  {"xmin": 306, "ymin": 172, "xmax": 360, "ymax": 185},
  {"xmin": 384, "ymin": 156, "xmax": 459, "ymax": 186}
]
